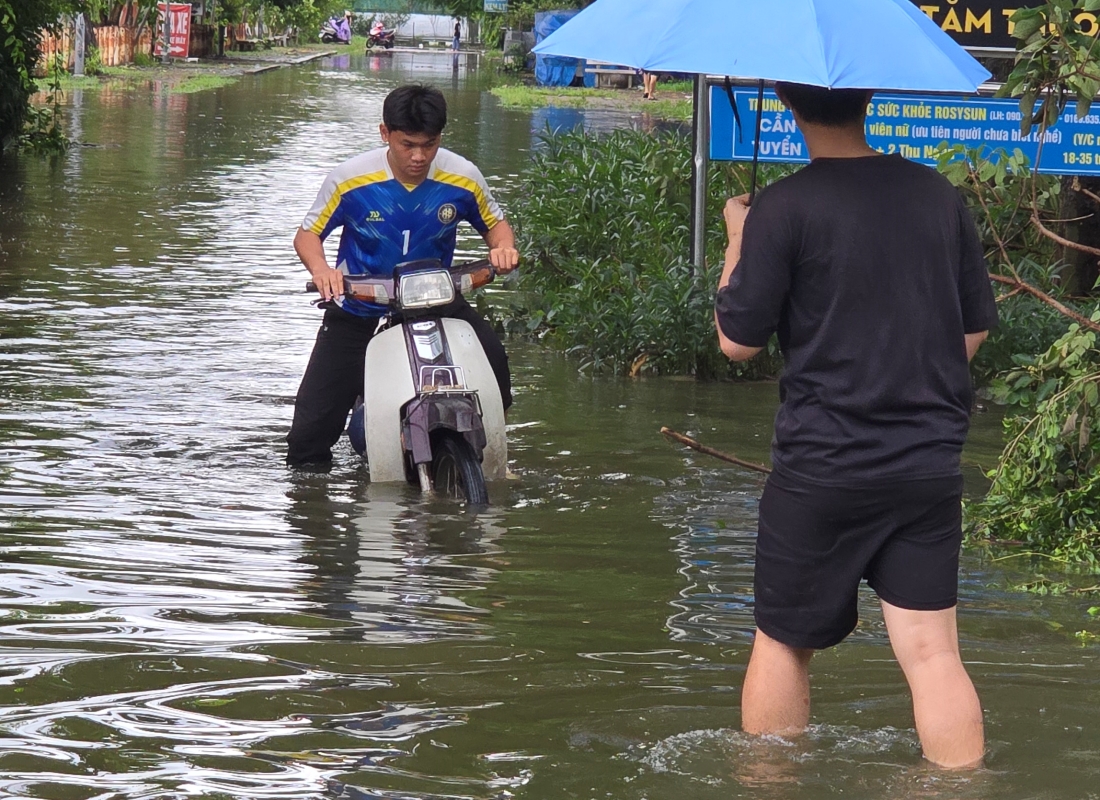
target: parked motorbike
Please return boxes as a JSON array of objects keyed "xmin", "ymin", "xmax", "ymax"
[
  {"xmin": 319, "ymin": 15, "xmax": 352, "ymax": 44},
  {"xmin": 367, "ymin": 27, "xmax": 396, "ymax": 49},
  {"xmin": 307, "ymin": 259, "xmax": 507, "ymax": 504}
]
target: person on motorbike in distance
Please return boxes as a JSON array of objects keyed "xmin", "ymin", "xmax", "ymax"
[{"xmin": 287, "ymin": 83, "xmax": 520, "ymax": 469}]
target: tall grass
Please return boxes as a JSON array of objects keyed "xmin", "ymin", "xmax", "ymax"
[{"xmin": 507, "ymin": 127, "xmax": 788, "ymax": 379}]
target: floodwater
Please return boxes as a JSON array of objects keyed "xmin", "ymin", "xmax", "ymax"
[{"xmin": 0, "ymin": 50, "xmax": 1097, "ymax": 800}]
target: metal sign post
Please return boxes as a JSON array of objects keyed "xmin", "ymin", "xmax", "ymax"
[{"xmin": 690, "ymin": 74, "xmax": 710, "ymax": 274}]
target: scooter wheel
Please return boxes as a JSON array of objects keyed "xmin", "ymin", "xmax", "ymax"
[{"xmin": 431, "ymin": 433, "xmax": 488, "ymax": 505}]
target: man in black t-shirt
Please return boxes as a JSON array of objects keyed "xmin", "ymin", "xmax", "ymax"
[{"xmin": 714, "ymin": 82, "xmax": 998, "ymax": 769}]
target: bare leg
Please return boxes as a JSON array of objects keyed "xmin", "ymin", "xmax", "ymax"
[
  {"xmin": 644, "ymin": 72, "xmax": 658, "ymax": 99},
  {"xmin": 741, "ymin": 628, "xmax": 815, "ymax": 735},
  {"xmin": 881, "ymin": 601, "xmax": 984, "ymax": 769}
]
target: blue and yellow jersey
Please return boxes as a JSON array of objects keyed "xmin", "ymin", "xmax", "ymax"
[{"xmin": 302, "ymin": 147, "xmax": 505, "ymax": 317}]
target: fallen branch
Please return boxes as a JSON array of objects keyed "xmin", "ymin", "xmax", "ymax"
[
  {"xmin": 990, "ymin": 273, "xmax": 1100, "ymax": 333},
  {"xmin": 1032, "ymin": 212, "xmax": 1100, "ymax": 258},
  {"xmin": 660, "ymin": 428, "xmax": 772, "ymax": 475}
]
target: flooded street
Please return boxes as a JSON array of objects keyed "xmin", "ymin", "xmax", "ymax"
[{"xmin": 1, "ymin": 51, "xmax": 1098, "ymax": 799}]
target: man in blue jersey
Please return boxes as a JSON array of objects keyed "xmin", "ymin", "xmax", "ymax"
[{"xmin": 287, "ymin": 83, "xmax": 519, "ymax": 468}]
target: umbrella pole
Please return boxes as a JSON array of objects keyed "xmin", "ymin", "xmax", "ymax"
[
  {"xmin": 749, "ymin": 80, "xmax": 765, "ymax": 204},
  {"xmin": 689, "ymin": 73, "xmax": 709, "ymax": 276}
]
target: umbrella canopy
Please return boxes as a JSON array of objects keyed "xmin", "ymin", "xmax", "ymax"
[{"xmin": 533, "ymin": 0, "xmax": 990, "ymax": 93}]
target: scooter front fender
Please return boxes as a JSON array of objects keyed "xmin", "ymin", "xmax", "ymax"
[{"xmin": 363, "ymin": 325, "xmax": 416, "ymax": 482}]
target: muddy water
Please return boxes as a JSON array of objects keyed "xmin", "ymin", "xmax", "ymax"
[{"xmin": 0, "ymin": 51, "xmax": 1097, "ymax": 799}]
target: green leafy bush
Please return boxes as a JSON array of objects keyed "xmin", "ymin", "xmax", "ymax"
[
  {"xmin": 508, "ymin": 126, "xmax": 785, "ymax": 379},
  {"xmin": 967, "ymin": 318, "xmax": 1100, "ymax": 565},
  {"xmin": 83, "ymin": 45, "xmax": 103, "ymax": 76}
]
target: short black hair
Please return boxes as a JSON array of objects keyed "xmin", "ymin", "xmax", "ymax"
[
  {"xmin": 383, "ymin": 84, "xmax": 448, "ymax": 136},
  {"xmin": 775, "ymin": 82, "xmax": 873, "ymax": 127}
]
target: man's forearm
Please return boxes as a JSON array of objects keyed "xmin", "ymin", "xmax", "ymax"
[
  {"xmin": 485, "ymin": 219, "xmax": 516, "ymax": 250},
  {"xmin": 483, "ymin": 220, "xmax": 519, "ymax": 274},
  {"xmin": 294, "ymin": 228, "xmax": 331, "ymax": 277}
]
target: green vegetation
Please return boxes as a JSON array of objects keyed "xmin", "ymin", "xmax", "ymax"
[
  {"xmin": 171, "ymin": 73, "xmax": 238, "ymax": 93},
  {"xmin": 491, "ymin": 84, "xmax": 691, "ymax": 121},
  {"xmin": 508, "ymin": 127, "xmax": 784, "ymax": 379},
  {"xmin": 492, "ymin": 85, "xmax": 592, "ymax": 109},
  {"xmin": 969, "ymin": 320, "xmax": 1100, "ymax": 567},
  {"xmin": 53, "ymin": 65, "xmax": 238, "ymax": 93}
]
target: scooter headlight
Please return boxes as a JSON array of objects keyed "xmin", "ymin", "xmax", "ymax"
[{"xmin": 399, "ymin": 270, "xmax": 455, "ymax": 309}]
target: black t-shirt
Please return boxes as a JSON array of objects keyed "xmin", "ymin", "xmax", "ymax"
[{"xmin": 715, "ymin": 154, "xmax": 999, "ymax": 485}]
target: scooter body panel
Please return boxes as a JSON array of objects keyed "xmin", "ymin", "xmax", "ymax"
[
  {"xmin": 440, "ymin": 318, "xmax": 507, "ymax": 481},
  {"xmin": 363, "ymin": 325, "xmax": 416, "ymax": 483}
]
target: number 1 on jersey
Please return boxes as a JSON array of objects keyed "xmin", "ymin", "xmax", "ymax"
[{"xmin": 402, "ymin": 229, "xmax": 411, "ymax": 256}]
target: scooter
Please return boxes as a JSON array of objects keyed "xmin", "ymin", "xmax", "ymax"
[
  {"xmin": 320, "ymin": 15, "xmax": 352, "ymax": 44},
  {"xmin": 308, "ymin": 259, "xmax": 507, "ymax": 504},
  {"xmin": 366, "ymin": 27, "xmax": 396, "ymax": 49}
]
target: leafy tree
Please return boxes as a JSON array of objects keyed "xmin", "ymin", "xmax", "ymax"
[{"xmin": 0, "ymin": 0, "xmax": 79, "ymax": 151}]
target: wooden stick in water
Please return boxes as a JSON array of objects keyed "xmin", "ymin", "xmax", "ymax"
[{"xmin": 660, "ymin": 427, "xmax": 773, "ymax": 475}]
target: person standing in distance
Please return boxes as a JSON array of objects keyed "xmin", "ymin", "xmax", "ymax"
[
  {"xmin": 287, "ymin": 83, "xmax": 519, "ymax": 469},
  {"xmin": 452, "ymin": 18, "xmax": 461, "ymax": 51},
  {"xmin": 714, "ymin": 82, "xmax": 998, "ymax": 769}
]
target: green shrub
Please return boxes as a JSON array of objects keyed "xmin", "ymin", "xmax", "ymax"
[
  {"xmin": 84, "ymin": 45, "xmax": 103, "ymax": 76},
  {"xmin": 508, "ymin": 126, "xmax": 786, "ymax": 379},
  {"xmin": 967, "ymin": 316, "xmax": 1100, "ymax": 566}
]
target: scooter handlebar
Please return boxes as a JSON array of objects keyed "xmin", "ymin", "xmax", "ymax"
[{"xmin": 304, "ymin": 259, "xmax": 496, "ymax": 296}]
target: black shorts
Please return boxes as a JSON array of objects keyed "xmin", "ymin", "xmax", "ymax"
[{"xmin": 753, "ymin": 469, "xmax": 964, "ymax": 650}]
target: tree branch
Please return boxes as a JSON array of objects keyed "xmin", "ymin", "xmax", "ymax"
[
  {"xmin": 660, "ymin": 428, "xmax": 772, "ymax": 474},
  {"xmin": 990, "ymin": 272, "xmax": 1100, "ymax": 332},
  {"xmin": 1032, "ymin": 212, "xmax": 1100, "ymax": 257}
]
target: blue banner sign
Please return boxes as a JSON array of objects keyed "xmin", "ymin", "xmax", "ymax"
[{"xmin": 709, "ymin": 87, "xmax": 1100, "ymax": 177}]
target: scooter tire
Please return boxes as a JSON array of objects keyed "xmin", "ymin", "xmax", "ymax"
[
  {"xmin": 431, "ymin": 433, "xmax": 489, "ymax": 505},
  {"xmin": 384, "ymin": 41, "xmax": 394, "ymax": 49}
]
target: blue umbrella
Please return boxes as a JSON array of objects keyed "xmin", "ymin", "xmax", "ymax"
[{"xmin": 533, "ymin": 0, "xmax": 990, "ymax": 93}]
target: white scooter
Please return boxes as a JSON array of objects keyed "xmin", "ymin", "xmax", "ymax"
[{"xmin": 308, "ymin": 259, "xmax": 507, "ymax": 504}]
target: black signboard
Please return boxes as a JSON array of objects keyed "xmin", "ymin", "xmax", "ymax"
[{"xmin": 908, "ymin": 0, "xmax": 1098, "ymax": 50}]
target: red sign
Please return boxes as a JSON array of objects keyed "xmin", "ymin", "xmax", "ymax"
[{"xmin": 154, "ymin": 3, "xmax": 192, "ymax": 58}]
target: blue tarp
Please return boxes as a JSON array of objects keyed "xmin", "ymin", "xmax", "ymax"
[{"xmin": 534, "ymin": 10, "xmax": 580, "ymax": 87}]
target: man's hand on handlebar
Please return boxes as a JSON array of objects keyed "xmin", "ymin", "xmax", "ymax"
[
  {"xmin": 489, "ymin": 247, "xmax": 519, "ymax": 275},
  {"xmin": 310, "ymin": 265, "xmax": 345, "ymax": 302}
]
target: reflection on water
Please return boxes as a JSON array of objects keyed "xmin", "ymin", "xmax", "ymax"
[{"xmin": 0, "ymin": 48, "xmax": 1098, "ymax": 799}]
